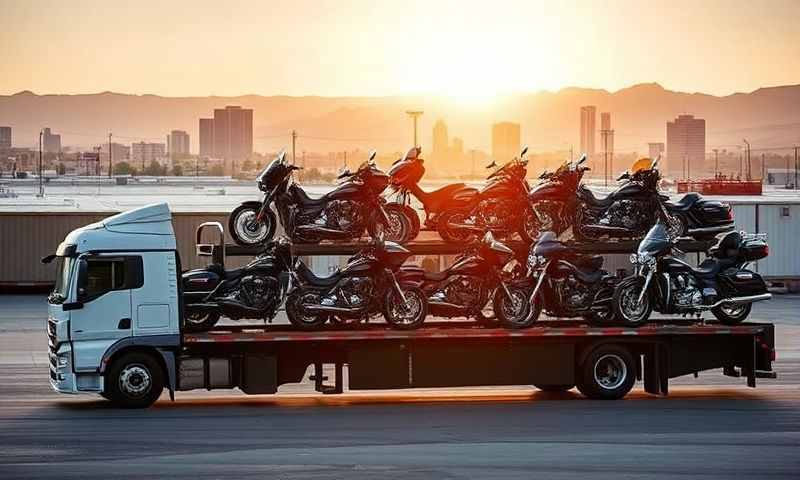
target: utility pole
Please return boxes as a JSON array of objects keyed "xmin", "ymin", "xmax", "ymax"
[
  {"xmin": 743, "ymin": 139, "xmax": 751, "ymax": 181},
  {"xmin": 343, "ymin": 151, "xmax": 347, "ymax": 169},
  {"xmin": 38, "ymin": 129, "xmax": 43, "ymax": 196},
  {"xmin": 405, "ymin": 110, "xmax": 423, "ymax": 147},
  {"xmin": 291, "ymin": 130, "xmax": 297, "ymax": 165},
  {"xmin": 712, "ymin": 149, "xmax": 719, "ymax": 177},
  {"xmin": 470, "ymin": 149, "xmax": 476, "ymax": 177},
  {"xmin": 108, "ymin": 132, "xmax": 113, "ymax": 177},
  {"xmin": 601, "ymin": 128, "xmax": 609, "ymax": 187},
  {"xmin": 794, "ymin": 146, "xmax": 798, "ymax": 189}
]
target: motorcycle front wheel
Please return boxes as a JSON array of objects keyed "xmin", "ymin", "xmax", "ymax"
[
  {"xmin": 380, "ymin": 203, "xmax": 414, "ymax": 244},
  {"xmin": 383, "ymin": 287, "xmax": 427, "ymax": 330},
  {"xmin": 493, "ymin": 287, "xmax": 539, "ymax": 329},
  {"xmin": 612, "ymin": 277, "xmax": 652, "ymax": 327},
  {"xmin": 229, "ymin": 204, "xmax": 277, "ymax": 246},
  {"xmin": 519, "ymin": 209, "xmax": 540, "ymax": 243}
]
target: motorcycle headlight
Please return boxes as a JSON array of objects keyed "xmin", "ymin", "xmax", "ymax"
[
  {"xmin": 629, "ymin": 253, "xmax": 638, "ymax": 264},
  {"xmin": 630, "ymin": 253, "xmax": 655, "ymax": 265}
]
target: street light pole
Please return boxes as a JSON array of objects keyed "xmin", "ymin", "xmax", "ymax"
[{"xmin": 405, "ymin": 110, "xmax": 423, "ymax": 147}]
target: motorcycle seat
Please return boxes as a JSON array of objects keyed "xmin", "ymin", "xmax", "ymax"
[
  {"xmin": 423, "ymin": 270, "xmax": 450, "ymax": 282},
  {"xmin": 223, "ymin": 266, "xmax": 246, "ymax": 280},
  {"xmin": 292, "ymin": 185, "xmax": 329, "ymax": 207},
  {"xmin": 574, "ymin": 268, "xmax": 604, "ymax": 284},
  {"xmin": 667, "ymin": 192, "xmax": 701, "ymax": 210},
  {"xmin": 573, "ymin": 255, "xmax": 604, "ymax": 272},
  {"xmin": 417, "ymin": 184, "xmax": 469, "ymax": 212},
  {"xmin": 579, "ymin": 187, "xmax": 615, "ymax": 207},
  {"xmin": 295, "ymin": 261, "xmax": 341, "ymax": 287},
  {"xmin": 691, "ymin": 258, "xmax": 735, "ymax": 278}
]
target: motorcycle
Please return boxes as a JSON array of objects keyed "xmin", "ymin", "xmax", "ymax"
[
  {"xmin": 526, "ymin": 155, "xmax": 733, "ymax": 242},
  {"xmin": 494, "ymin": 231, "xmax": 619, "ymax": 329},
  {"xmin": 228, "ymin": 151, "xmax": 411, "ymax": 246},
  {"xmin": 399, "ymin": 231, "xmax": 518, "ymax": 324},
  {"xmin": 386, "ymin": 146, "xmax": 478, "ymax": 243},
  {"xmin": 182, "ymin": 237, "xmax": 293, "ymax": 332},
  {"xmin": 612, "ymin": 223, "xmax": 771, "ymax": 327},
  {"xmin": 284, "ymin": 234, "xmax": 428, "ymax": 330},
  {"xmin": 437, "ymin": 147, "xmax": 535, "ymax": 244}
]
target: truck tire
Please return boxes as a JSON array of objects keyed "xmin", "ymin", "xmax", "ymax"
[
  {"xmin": 105, "ymin": 352, "xmax": 165, "ymax": 408},
  {"xmin": 576, "ymin": 344, "xmax": 636, "ymax": 400},
  {"xmin": 533, "ymin": 384, "xmax": 574, "ymax": 392}
]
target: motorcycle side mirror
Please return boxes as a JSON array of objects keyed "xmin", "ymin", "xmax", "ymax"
[
  {"xmin": 520, "ymin": 146, "xmax": 529, "ymax": 158},
  {"xmin": 485, "ymin": 161, "xmax": 497, "ymax": 169},
  {"xmin": 617, "ymin": 172, "xmax": 629, "ymax": 181},
  {"xmin": 369, "ymin": 150, "xmax": 377, "ymax": 162}
]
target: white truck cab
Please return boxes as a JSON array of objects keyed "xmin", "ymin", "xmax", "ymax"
[{"xmin": 45, "ymin": 203, "xmax": 181, "ymax": 407}]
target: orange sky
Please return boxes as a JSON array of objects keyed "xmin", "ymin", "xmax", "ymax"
[{"xmin": 1, "ymin": 0, "xmax": 798, "ymax": 98}]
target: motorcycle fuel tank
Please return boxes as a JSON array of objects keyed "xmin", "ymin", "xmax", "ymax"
[
  {"xmin": 182, "ymin": 269, "xmax": 221, "ymax": 292},
  {"xmin": 529, "ymin": 181, "xmax": 573, "ymax": 202}
]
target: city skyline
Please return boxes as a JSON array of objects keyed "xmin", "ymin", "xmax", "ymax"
[{"xmin": 1, "ymin": 1, "xmax": 798, "ymax": 99}]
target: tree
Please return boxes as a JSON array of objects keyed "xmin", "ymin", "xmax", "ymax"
[
  {"xmin": 143, "ymin": 160, "xmax": 166, "ymax": 176},
  {"xmin": 208, "ymin": 164, "xmax": 225, "ymax": 176},
  {"xmin": 57, "ymin": 163, "xmax": 66, "ymax": 175},
  {"xmin": 172, "ymin": 164, "xmax": 183, "ymax": 176},
  {"xmin": 113, "ymin": 161, "xmax": 135, "ymax": 175}
]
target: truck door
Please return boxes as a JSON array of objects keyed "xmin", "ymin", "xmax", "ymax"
[
  {"xmin": 70, "ymin": 256, "xmax": 142, "ymax": 371},
  {"xmin": 130, "ymin": 251, "xmax": 180, "ymax": 337}
]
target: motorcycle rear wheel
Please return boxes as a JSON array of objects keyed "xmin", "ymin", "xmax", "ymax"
[
  {"xmin": 437, "ymin": 209, "xmax": 477, "ymax": 244},
  {"xmin": 184, "ymin": 311, "xmax": 221, "ymax": 332},
  {"xmin": 711, "ymin": 303, "xmax": 751, "ymax": 325},
  {"xmin": 229, "ymin": 204, "xmax": 277, "ymax": 246},
  {"xmin": 285, "ymin": 292, "xmax": 329, "ymax": 331}
]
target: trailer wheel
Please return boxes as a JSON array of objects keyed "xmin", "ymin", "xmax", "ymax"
[
  {"xmin": 577, "ymin": 344, "xmax": 636, "ymax": 400},
  {"xmin": 105, "ymin": 352, "xmax": 164, "ymax": 408},
  {"xmin": 533, "ymin": 384, "xmax": 574, "ymax": 392}
]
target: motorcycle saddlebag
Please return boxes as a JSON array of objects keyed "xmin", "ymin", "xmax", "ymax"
[
  {"xmin": 739, "ymin": 238, "xmax": 769, "ymax": 261},
  {"xmin": 718, "ymin": 268, "xmax": 768, "ymax": 297}
]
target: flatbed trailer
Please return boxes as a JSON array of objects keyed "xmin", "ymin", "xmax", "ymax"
[{"xmin": 172, "ymin": 319, "xmax": 776, "ymax": 400}]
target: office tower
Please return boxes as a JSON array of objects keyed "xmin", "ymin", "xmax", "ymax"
[
  {"xmin": 42, "ymin": 128, "xmax": 61, "ymax": 153},
  {"xmin": 648, "ymin": 142, "xmax": 665, "ymax": 160},
  {"xmin": 168, "ymin": 130, "xmax": 191, "ymax": 157},
  {"xmin": 131, "ymin": 142, "xmax": 167, "ymax": 169},
  {"xmin": 0, "ymin": 127, "xmax": 10, "ymax": 149},
  {"xmin": 580, "ymin": 106, "xmax": 596, "ymax": 156},
  {"xmin": 199, "ymin": 118, "xmax": 214, "ymax": 157},
  {"xmin": 666, "ymin": 115, "xmax": 705, "ymax": 179},
  {"xmin": 213, "ymin": 106, "xmax": 253, "ymax": 173},
  {"xmin": 491, "ymin": 122, "xmax": 521, "ymax": 163},
  {"xmin": 432, "ymin": 119, "xmax": 449, "ymax": 172}
]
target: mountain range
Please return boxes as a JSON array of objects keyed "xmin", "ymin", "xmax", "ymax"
[{"xmin": 1, "ymin": 83, "xmax": 798, "ymax": 155}]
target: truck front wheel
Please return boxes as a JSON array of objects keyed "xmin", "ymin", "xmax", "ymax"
[
  {"xmin": 105, "ymin": 352, "xmax": 165, "ymax": 408},
  {"xmin": 576, "ymin": 345, "xmax": 636, "ymax": 400}
]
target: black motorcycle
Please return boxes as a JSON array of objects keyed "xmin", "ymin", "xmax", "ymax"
[
  {"xmin": 612, "ymin": 223, "xmax": 771, "ymax": 327},
  {"xmin": 494, "ymin": 231, "xmax": 619, "ymax": 329},
  {"xmin": 437, "ymin": 147, "xmax": 534, "ymax": 244},
  {"xmin": 182, "ymin": 238, "xmax": 293, "ymax": 332},
  {"xmin": 400, "ymin": 231, "xmax": 518, "ymax": 324},
  {"xmin": 229, "ymin": 151, "xmax": 411, "ymax": 245},
  {"xmin": 527, "ymin": 155, "xmax": 733, "ymax": 242},
  {"xmin": 284, "ymin": 235, "xmax": 427, "ymax": 330}
]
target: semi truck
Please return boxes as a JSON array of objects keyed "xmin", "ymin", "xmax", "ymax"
[{"xmin": 45, "ymin": 203, "xmax": 777, "ymax": 408}]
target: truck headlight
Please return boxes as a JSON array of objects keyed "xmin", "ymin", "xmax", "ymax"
[{"xmin": 58, "ymin": 356, "xmax": 68, "ymax": 367}]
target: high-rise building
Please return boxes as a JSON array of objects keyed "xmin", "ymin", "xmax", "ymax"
[
  {"xmin": 131, "ymin": 142, "xmax": 167, "ymax": 169},
  {"xmin": 167, "ymin": 130, "xmax": 190, "ymax": 157},
  {"xmin": 213, "ymin": 106, "xmax": 253, "ymax": 173},
  {"xmin": 648, "ymin": 142, "xmax": 665, "ymax": 160},
  {"xmin": 580, "ymin": 106, "xmax": 596, "ymax": 156},
  {"xmin": 42, "ymin": 128, "xmax": 61, "ymax": 153},
  {"xmin": 491, "ymin": 122, "xmax": 521, "ymax": 163},
  {"xmin": 431, "ymin": 119, "xmax": 449, "ymax": 172},
  {"xmin": 0, "ymin": 127, "xmax": 11, "ymax": 149},
  {"xmin": 667, "ymin": 115, "xmax": 705, "ymax": 179},
  {"xmin": 199, "ymin": 118, "xmax": 214, "ymax": 157}
]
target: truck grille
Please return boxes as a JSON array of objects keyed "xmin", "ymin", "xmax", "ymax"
[{"xmin": 47, "ymin": 317, "xmax": 57, "ymax": 378}]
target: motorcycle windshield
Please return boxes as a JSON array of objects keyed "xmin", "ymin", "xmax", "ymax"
[
  {"xmin": 257, "ymin": 156, "xmax": 289, "ymax": 187},
  {"xmin": 638, "ymin": 223, "xmax": 671, "ymax": 256},
  {"xmin": 532, "ymin": 231, "xmax": 566, "ymax": 257}
]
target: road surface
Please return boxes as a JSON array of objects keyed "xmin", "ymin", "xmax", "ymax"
[{"xmin": 1, "ymin": 294, "xmax": 798, "ymax": 479}]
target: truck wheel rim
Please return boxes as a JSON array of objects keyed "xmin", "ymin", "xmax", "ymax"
[
  {"xmin": 235, "ymin": 210, "xmax": 268, "ymax": 243},
  {"xmin": 593, "ymin": 354, "xmax": 627, "ymax": 390},
  {"xmin": 119, "ymin": 364, "xmax": 152, "ymax": 397}
]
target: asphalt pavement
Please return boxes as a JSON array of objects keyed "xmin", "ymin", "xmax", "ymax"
[{"xmin": 1, "ymin": 294, "xmax": 799, "ymax": 479}]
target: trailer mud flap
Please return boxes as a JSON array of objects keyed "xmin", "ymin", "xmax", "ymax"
[{"xmin": 643, "ymin": 343, "xmax": 669, "ymax": 396}]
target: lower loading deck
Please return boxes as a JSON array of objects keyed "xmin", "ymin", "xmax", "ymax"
[{"xmin": 177, "ymin": 320, "xmax": 776, "ymax": 398}]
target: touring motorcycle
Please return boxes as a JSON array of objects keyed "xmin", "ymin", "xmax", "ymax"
[
  {"xmin": 182, "ymin": 235, "xmax": 293, "ymax": 332},
  {"xmin": 493, "ymin": 231, "xmax": 619, "ymax": 329},
  {"xmin": 229, "ymin": 151, "xmax": 411, "ymax": 245},
  {"xmin": 400, "ymin": 231, "xmax": 518, "ymax": 324},
  {"xmin": 386, "ymin": 146, "xmax": 479, "ymax": 243},
  {"xmin": 612, "ymin": 223, "xmax": 771, "ymax": 327},
  {"xmin": 284, "ymin": 234, "xmax": 427, "ymax": 330},
  {"xmin": 526, "ymin": 155, "xmax": 733, "ymax": 242},
  {"xmin": 437, "ymin": 147, "xmax": 535, "ymax": 244}
]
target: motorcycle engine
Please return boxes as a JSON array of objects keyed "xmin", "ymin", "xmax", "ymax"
[
  {"xmin": 555, "ymin": 275, "xmax": 592, "ymax": 309},
  {"xmin": 599, "ymin": 200, "xmax": 649, "ymax": 230},
  {"xmin": 239, "ymin": 275, "xmax": 280, "ymax": 311},
  {"xmin": 532, "ymin": 200, "xmax": 562, "ymax": 231},
  {"xmin": 434, "ymin": 276, "xmax": 482, "ymax": 307},
  {"xmin": 325, "ymin": 200, "xmax": 362, "ymax": 233},
  {"xmin": 671, "ymin": 274, "xmax": 703, "ymax": 307},
  {"xmin": 338, "ymin": 277, "xmax": 374, "ymax": 308},
  {"xmin": 478, "ymin": 199, "xmax": 508, "ymax": 229}
]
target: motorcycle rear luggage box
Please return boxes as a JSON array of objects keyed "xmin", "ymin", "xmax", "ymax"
[
  {"xmin": 740, "ymin": 239, "xmax": 769, "ymax": 261},
  {"xmin": 718, "ymin": 268, "xmax": 768, "ymax": 296}
]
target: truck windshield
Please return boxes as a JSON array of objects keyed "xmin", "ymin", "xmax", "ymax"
[{"xmin": 50, "ymin": 257, "xmax": 74, "ymax": 304}]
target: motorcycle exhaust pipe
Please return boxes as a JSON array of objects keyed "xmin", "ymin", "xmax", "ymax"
[
  {"xmin": 304, "ymin": 305, "xmax": 364, "ymax": 314},
  {"xmin": 698, "ymin": 293, "xmax": 772, "ymax": 311}
]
